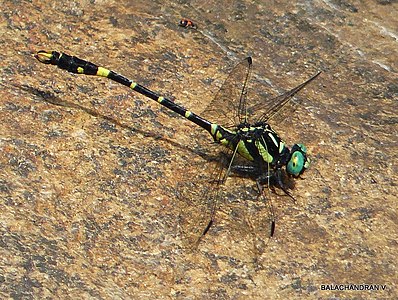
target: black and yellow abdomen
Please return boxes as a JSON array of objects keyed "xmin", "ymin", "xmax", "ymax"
[{"xmin": 36, "ymin": 51, "xmax": 314, "ymax": 179}]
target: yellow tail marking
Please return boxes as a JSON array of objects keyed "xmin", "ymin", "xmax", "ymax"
[
  {"xmin": 35, "ymin": 51, "xmax": 53, "ymax": 63},
  {"xmin": 97, "ymin": 67, "xmax": 110, "ymax": 77},
  {"xmin": 185, "ymin": 111, "xmax": 192, "ymax": 118}
]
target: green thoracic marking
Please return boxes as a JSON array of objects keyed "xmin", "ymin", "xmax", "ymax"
[
  {"xmin": 238, "ymin": 140, "xmax": 255, "ymax": 161},
  {"xmin": 255, "ymin": 140, "xmax": 273, "ymax": 163},
  {"xmin": 210, "ymin": 123, "xmax": 218, "ymax": 136}
]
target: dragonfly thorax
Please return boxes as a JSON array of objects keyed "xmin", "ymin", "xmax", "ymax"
[
  {"xmin": 212, "ymin": 122, "xmax": 310, "ymax": 177},
  {"xmin": 236, "ymin": 122, "xmax": 288, "ymax": 166}
]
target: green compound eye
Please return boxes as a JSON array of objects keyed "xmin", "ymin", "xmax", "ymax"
[{"xmin": 287, "ymin": 144, "xmax": 309, "ymax": 176}]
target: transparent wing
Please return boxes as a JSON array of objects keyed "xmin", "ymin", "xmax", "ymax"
[
  {"xmin": 218, "ymin": 177, "xmax": 276, "ymax": 256},
  {"xmin": 202, "ymin": 57, "xmax": 253, "ymax": 128},
  {"xmin": 176, "ymin": 144, "xmax": 233, "ymax": 250},
  {"xmin": 248, "ymin": 71, "xmax": 321, "ymax": 124},
  {"xmin": 220, "ymin": 135, "xmax": 277, "ymax": 256},
  {"xmin": 177, "ymin": 142, "xmax": 276, "ymax": 259}
]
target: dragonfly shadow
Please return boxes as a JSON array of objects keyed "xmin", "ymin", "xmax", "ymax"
[{"xmin": 12, "ymin": 82, "xmax": 208, "ymax": 160}]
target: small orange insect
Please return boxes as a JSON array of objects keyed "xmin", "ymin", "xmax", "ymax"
[{"xmin": 178, "ymin": 18, "xmax": 197, "ymax": 29}]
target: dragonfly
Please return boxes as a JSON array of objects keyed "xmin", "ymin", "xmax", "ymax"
[{"xmin": 35, "ymin": 50, "xmax": 320, "ymax": 248}]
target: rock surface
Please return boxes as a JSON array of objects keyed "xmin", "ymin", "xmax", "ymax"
[{"xmin": 1, "ymin": 0, "xmax": 397, "ymax": 299}]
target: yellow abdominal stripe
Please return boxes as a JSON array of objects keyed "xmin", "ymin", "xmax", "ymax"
[{"xmin": 97, "ymin": 67, "xmax": 110, "ymax": 77}]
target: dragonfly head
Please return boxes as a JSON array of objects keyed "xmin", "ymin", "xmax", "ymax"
[{"xmin": 286, "ymin": 144, "xmax": 310, "ymax": 177}]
